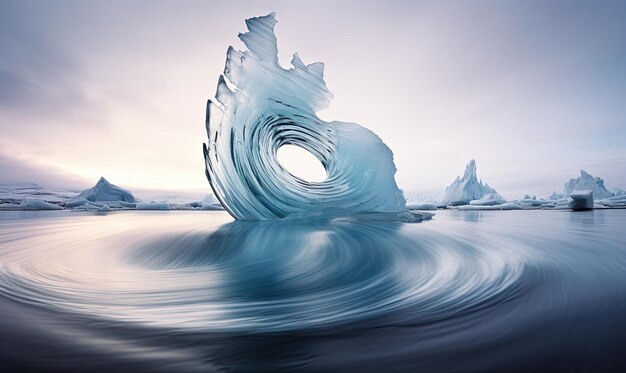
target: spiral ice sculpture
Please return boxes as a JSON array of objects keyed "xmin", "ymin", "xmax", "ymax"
[{"xmin": 203, "ymin": 13, "xmax": 408, "ymax": 220}]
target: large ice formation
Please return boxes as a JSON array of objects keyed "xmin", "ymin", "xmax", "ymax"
[
  {"xmin": 441, "ymin": 160, "xmax": 498, "ymax": 206},
  {"xmin": 203, "ymin": 13, "xmax": 408, "ymax": 220},
  {"xmin": 563, "ymin": 170, "xmax": 613, "ymax": 199}
]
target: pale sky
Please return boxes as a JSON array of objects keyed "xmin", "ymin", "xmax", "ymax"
[{"xmin": 1, "ymin": 0, "xmax": 625, "ymax": 199}]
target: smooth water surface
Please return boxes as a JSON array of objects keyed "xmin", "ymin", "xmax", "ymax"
[{"xmin": 0, "ymin": 210, "xmax": 625, "ymax": 371}]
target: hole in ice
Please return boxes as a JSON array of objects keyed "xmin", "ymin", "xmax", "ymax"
[{"xmin": 277, "ymin": 144, "xmax": 327, "ymax": 183}]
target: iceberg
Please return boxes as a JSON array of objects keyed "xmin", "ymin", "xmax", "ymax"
[
  {"xmin": 203, "ymin": 13, "xmax": 407, "ymax": 220},
  {"xmin": 69, "ymin": 177, "xmax": 136, "ymax": 205},
  {"xmin": 563, "ymin": 170, "xmax": 613, "ymax": 199},
  {"xmin": 441, "ymin": 160, "xmax": 498, "ymax": 206},
  {"xmin": 568, "ymin": 190, "xmax": 594, "ymax": 211}
]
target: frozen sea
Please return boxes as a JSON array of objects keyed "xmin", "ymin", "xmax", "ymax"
[{"xmin": 0, "ymin": 209, "xmax": 625, "ymax": 371}]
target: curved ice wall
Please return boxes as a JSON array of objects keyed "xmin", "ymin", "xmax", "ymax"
[{"xmin": 203, "ymin": 13, "xmax": 407, "ymax": 220}]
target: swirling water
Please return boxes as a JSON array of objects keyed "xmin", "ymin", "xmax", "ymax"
[{"xmin": 0, "ymin": 209, "xmax": 625, "ymax": 371}]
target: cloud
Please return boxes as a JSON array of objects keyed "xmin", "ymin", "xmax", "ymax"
[
  {"xmin": 0, "ymin": 1, "xmax": 624, "ymax": 198},
  {"xmin": 0, "ymin": 149, "xmax": 89, "ymax": 189}
]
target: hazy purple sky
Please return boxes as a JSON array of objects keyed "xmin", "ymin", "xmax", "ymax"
[{"xmin": 1, "ymin": 0, "xmax": 625, "ymax": 198}]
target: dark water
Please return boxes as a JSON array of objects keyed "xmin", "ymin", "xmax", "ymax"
[{"xmin": 0, "ymin": 210, "xmax": 625, "ymax": 372}]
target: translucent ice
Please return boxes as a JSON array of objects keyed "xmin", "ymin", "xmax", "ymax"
[{"xmin": 203, "ymin": 13, "xmax": 407, "ymax": 220}]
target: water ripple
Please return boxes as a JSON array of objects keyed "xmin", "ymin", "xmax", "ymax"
[{"xmin": 0, "ymin": 212, "xmax": 528, "ymax": 333}]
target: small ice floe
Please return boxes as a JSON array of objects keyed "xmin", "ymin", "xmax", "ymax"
[
  {"xmin": 72, "ymin": 201, "xmax": 112, "ymax": 211},
  {"xmin": 64, "ymin": 197, "xmax": 90, "ymax": 208},
  {"xmin": 332, "ymin": 210, "xmax": 434, "ymax": 223},
  {"xmin": 135, "ymin": 202, "xmax": 171, "ymax": 211},
  {"xmin": 169, "ymin": 194, "xmax": 225, "ymax": 210},
  {"xmin": 518, "ymin": 195, "xmax": 545, "ymax": 207},
  {"xmin": 18, "ymin": 198, "xmax": 61, "ymax": 210},
  {"xmin": 596, "ymin": 194, "xmax": 626, "ymax": 208},
  {"xmin": 406, "ymin": 203, "xmax": 438, "ymax": 210},
  {"xmin": 469, "ymin": 193, "xmax": 507, "ymax": 206},
  {"xmin": 459, "ymin": 202, "xmax": 522, "ymax": 211}
]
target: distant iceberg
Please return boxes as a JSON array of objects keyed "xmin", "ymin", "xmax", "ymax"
[
  {"xmin": 70, "ymin": 177, "xmax": 136, "ymax": 205},
  {"xmin": 554, "ymin": 170, "xmax": 626, "ymax": 209},
  {"xmin": 441, "ymin": 160, "xmax": 498, "ymax": 206},
  {"xmin": 563, "ymin": 170, "xmax": 613, "ymax": 199},
  {"xmin": 203, "ymin": 13, "xmax": 409, "ymax": 220}
]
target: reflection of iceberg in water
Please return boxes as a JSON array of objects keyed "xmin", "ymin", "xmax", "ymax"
[
  {"xmin": 127, "ymin": 219, "xmax": 523, "ymax": 331},
  {"xmin": 203, "ymin": 13, "xmax": 408, "ymax": 220}
]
